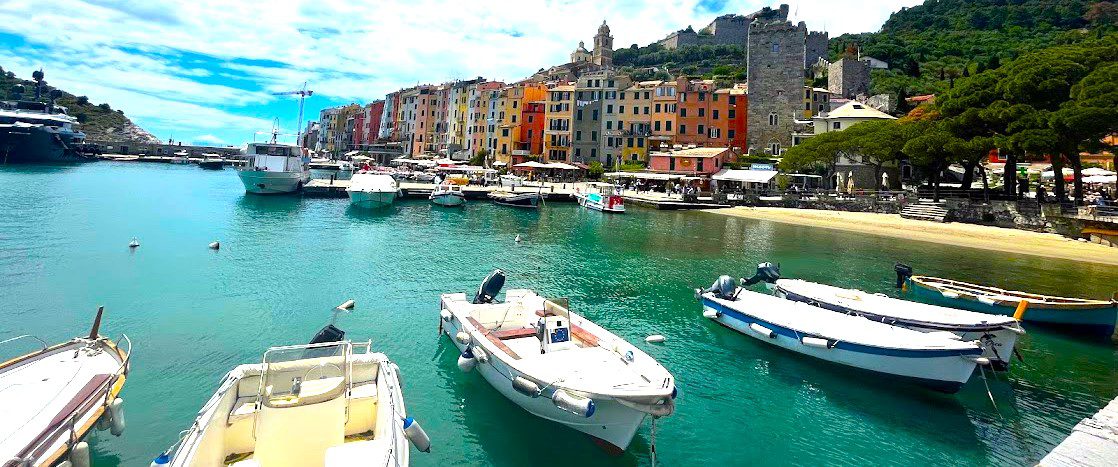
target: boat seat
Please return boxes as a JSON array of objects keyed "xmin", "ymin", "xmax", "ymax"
[
  {"xmin": 491, "ymin": 327, "xmax": 538, "ymax": 340},
  {"xmin": 350, "ymin": 382, "xmax": 378, "ymax": 401},
  {"xmin": 228, "ymin": 397, "xmax": 258, "ymax": 425},
  {"xmin": 467, "ymin": 317, "xmax": 521, "ymax": 359}
]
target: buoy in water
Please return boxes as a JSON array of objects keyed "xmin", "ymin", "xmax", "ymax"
[
  {"xmin": 645, "ymin": 334, "xmax": 665, "ymax": 344},
  {"xmin": 108, "ymin": 397, "xmax": 126, "ymax": 436},
  {"xmin": 69, "ymin": 441, "xmax": 90, "ymax": 467},
  {"xmin": 514, "ymin": 234, "xmax": 522, "ymax": 243},
  {"xmin": 208, "ymin": 241, "xmax": 220, "ymax": 250},
  {"xmin": 128, "ymin": 238, "xmax": 139, "ymax": 248},
  {"xmin": 402, "ymin": 417, "xmax": 432, "ymax": 453}
]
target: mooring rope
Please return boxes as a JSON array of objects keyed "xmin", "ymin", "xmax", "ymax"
[{"xmin": 649, "ymin": 416, "xmax": 658, "ymax": 467}]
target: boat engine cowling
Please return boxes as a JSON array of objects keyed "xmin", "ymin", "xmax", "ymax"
[
  {"xmin": 702, "ymin": 275, "xmax": 738, "ymax": 300},
  {"xmin": 741, "ymin": 262, "xmax": 781, "ymax": 286},
  {"xmin": 894, "ymin": 263, "xmax": 914, "ymax": 288},
  {"xmin": 473, "ymin": 269, "xmax": 506, "ymax": 304}
]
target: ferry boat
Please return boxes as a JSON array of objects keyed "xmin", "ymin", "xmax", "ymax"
[
  {"xmin": 439, "ymin": 270, "xmax": 676, "ymax": 452},
  {"xmin": 574, "ymin": 182, "xmax": 624, "ymax": 213},
  {"xmin": 160, "ymin": 339, "xmax": 429, "ymax": 466},
  {"xmin": 346, "ymin": 173, "xmax": 398, "ymax": 209},
  {"xmin": 0, "ymin": 307, "xmax": 131, "ymax": 467},
  {"xmin": 237, "ymin": 131, "xmax": 309, "ymax": 195},
  {"xmin": 429, "ymin": 184, "xmax": 465, "ymax": 207},
  {"xmin": 0, "ymin": 98, "xmax": 90, "ymax": 164},
  {"xmin": 896, "ymin": 264, "xmax": 1118, "ymax": 338},
  {"xmin": 697, "ymin": 276, "xmax": 986, "ymax": 393}
]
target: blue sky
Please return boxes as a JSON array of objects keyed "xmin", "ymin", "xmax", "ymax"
[{"xmin": 0, "ymin": 0, "xmax": 920, "ymax": 147}]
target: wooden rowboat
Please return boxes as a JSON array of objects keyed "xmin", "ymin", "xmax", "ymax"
[
  {"xmin": 0, "ymin": 307, "xmax": 131, "ymax": 467},
  {"xmin": 896, "ymin": 268, "xmax": 1117, "ymax": 338}
]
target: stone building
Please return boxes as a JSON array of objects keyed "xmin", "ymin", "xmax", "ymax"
[
  {"xmin": 592, "ymin": 21, "xmax": 613, "ymax": 67},
  {"xmin": 805, "ymin": 31, "xmax": 829, "ymax": 69},
  {"xmin": 570, "ymin": 69, "xmax": 630, "ymax": 166},
  {"xmin": 746, "ymin": 19, "xmax": 807, "ymax": 156},
  {"xmin": 827, "ymin": 57, "xmax": 871, "ymax": 99},
  {"xmin": 658, "ymin": 5, "xmax": 788, "ymax": 49}
]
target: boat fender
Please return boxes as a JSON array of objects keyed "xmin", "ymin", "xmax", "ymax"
[
  {"xmin": 59, "ymin": 462, "xmax": 72, "ymax": 467},
  {"xmin": 977, "ymin": 295, "xmax": 997, "ymax": 306},
  {"xmin": 749, "ymin": 323, "xmax": 776, "ymax": 339},
  {"xmin": 645, "ymin": 334, "xmax": 665, "ymax": 344},
  {"xmin": 801, "ymin": 337, "xmax": 833, "ymax": 349},
  {"xmin": 894, "ymin": 263, "xmax": 913, "ymax": 288},
  {"xmin": 552, "ymin": 390, "xmax": 595, "ymax": 418},
  {"xmin": 473, "ymin": 346, "xmax": 489, "ymax": 364},
  {"xmin": 208, "ymin": 241, "xmax": 220, "ymax": 250},
  {"xmin": 941, "ymin": 290, "xmax": 961, "ymax": 299},
  {"xmin": 149, "ymin": 452, "xmax": 171, "ymax": 467},
  {"xmin": 455, "ymin": 331, "xmax": 471, "ymax": 345},
  {"xmin": 1013, "ymin": 300, "xmax": 1029, "ymax": 320},
  {"xmin": 69, "ymin": 442, "xmax": 90, "ymax": 467},
  {"xmin": 457, "ymin": 349, "xmax": 477, "ymax": 373},
  {"xmin": 671, "ymin": 387, "xmax": 678, "ymax": 399},
  {"xmin": 969, "ymin": 356, "xmax": 991, "ymax": 366},
  {"xmin": 741, "ymin": 262, "xmax": 781, "ymax": 286},
  {"xmin": 512, "ymin": 376, "xmax": 542, "ymax": 397},
  {"xmin": 402, "ymin": 417, "xmax": 432, "ymax": 453},
  {"xmin": 440, "ymin": 310, "xmax": 452, "ymax": 322},
  {"xmin": 648, "ymin": 398, "xmax": 675, "ymax": 417},
  {"xmin": 702, "ymin": 308, "xmax": 720, "ymax": 319},
  {"xmin": 108, "ymin": 397, "xmax": 126, "ymax": 436}
]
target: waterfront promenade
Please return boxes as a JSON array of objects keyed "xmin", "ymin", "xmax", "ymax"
[{"xmin": 710, "ymin": 207, "xmax": 1118, "ymax": 266}]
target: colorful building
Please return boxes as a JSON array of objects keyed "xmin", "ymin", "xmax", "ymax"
[
  {"xmin": 648, "ymin": 147, "xmax": 731, "ymax": 175},
  {"xmin": 650, "ymin": 81, "xmax": 678, "ymax": 152},
  {"xmin": 517, "ymin": 100, "xmax": 545, "ymax": 164},
  {"xmin": 544, "ymin": 83, "xmax": 574, "ymax": 162},
  {"xmin": 619, "ymin": 81, "xmax": 657, "ymax": 164}
]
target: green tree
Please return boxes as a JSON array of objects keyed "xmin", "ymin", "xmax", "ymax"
[{"xmin": 587, "ymin": 161, "xmax": 605, "ymax": 179}]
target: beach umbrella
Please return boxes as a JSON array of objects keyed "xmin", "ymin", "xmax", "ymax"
[
  {"xmin": 881, "ymin": 172, "xmax": 889, "ymax": 189},
  {"xmin": 847, "ymin": 171, "xmax": 855, "ymax": 193}
]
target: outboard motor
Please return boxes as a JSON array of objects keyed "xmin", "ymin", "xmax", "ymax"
[
  {"xmin": 700, "ymin": 275, "xmax": 738, "ymax": 300},
  {"xmin": 894, "ymin": 263, "xmax": 914, "ymax": 289},
  {"xmin": 741, "ymin": 262, "xmax": 781, "ymax": 286},
  {"xmin": 308, "ymin": 324, "xmax": 345, "ymax": 345},
  {"xmin": 473, "ymin": 269, "xmax": 506, "ymax": 304}
]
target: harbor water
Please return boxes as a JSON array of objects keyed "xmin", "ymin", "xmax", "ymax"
[{"xmin": 1, "ymin": 162, "xmax": 1116, "ymax": 466}]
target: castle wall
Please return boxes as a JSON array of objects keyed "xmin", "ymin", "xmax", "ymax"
[
  {"xmin": 805, "ymin": 31, "xmax": 829, "ymax": 69},
  {"xmin": 827, "ymin": 58, "xmax": 870, "ymax": 99},
  {"xmin": 746, "ymin": 20, "xmax": 806, "ymax": 155}
]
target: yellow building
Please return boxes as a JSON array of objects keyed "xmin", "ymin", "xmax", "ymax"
[
  {"xmin": 618, "ymin": 81, "xmax": 658, "ymax": 164},
  {"xmin": 803, "ymin": 87, "xmax": 833, "ymax": 119},
  {"xmin": 543, "ymin": 83, "xmax": 574, "ymax": 162},
  {"xmin": 650, "ymin": 81, "xmax": 678, "ymax": 152}
]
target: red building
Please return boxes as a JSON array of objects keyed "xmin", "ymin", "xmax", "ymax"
[
  {"xmin": 516, "ymin": 100, "xmax": 545, "ymax": 164},
  {"xmin": 648, "ymin": 147, "xmax": 730, "ymax": 175},
  {"xmin": 352, "ymin": 101, "xmax": 384, "ymax": 148}
]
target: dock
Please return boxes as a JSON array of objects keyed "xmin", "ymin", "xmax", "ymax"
[
  {"xmin": 621, "ymin": 192, "xmax": 731, "ymax": 210},
  {"xmin": 303, "ymin": 179, "xmax": 580, "ymax": 201},
  {"xmin": 1041, "ymin": 396, "xmax": 1118, "ymax": 466}
]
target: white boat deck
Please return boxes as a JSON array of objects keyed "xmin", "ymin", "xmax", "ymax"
[{"xmin": 0, "ymin": 341, "xmax": 121, "ymax": 459}]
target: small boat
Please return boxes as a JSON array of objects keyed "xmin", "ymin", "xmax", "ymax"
[
  {"xmin": 429, "ymin": 183, "xmax": 465, "ymax": 207},
  {"xmin": 309, "ymin": 160, "xmax": 354, "ymax": 181},
  {"xmin": 741, "ymin": 263, "xmax": 1025, "ymax": 370},
  {"xmin": 237, "ymin": 132, "xmax": 309, "ymax": 195},
  {"xmin": 439, "ymin": 270, "xmax": 676, "ymax": 452},
  {"xmin": 896, "ymin": 264, "xmax": 1118, "ymax": 338},
  {"xmin": 574, "ymin": 182, "xmax": 624, "ymax": 213},
  {"xmin": 171, "ymin": 150, "xmax": 191, "ymax": 164},
  {"xmin": 498, "ymin": 174, "xmax": 524, "ymax": 188},
  {"xmin": 487, "ymin": 190, "xmax": 541, "ymax": 208},
  {"xmin": 697, "ymin": 276, "xmax": 986, "ymax": 393},
  {"xmin": 0, "ymin": 307, "xmax": 131, "ymax": 467},
  {"xmin": 197, "ymin": 153, "xmax": 225, "ymax": 170},
  {"xmin": 161, "ymin": 336, "xmax": 428, "ymax": 466},
  {"xmin": 346, "ymin": 173, "xmax": 398, "ymax": 209}
]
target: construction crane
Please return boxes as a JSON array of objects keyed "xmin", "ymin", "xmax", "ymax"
[{"xmin": 271, "ymin": 82, "xmax": 314, "ymax": 145}]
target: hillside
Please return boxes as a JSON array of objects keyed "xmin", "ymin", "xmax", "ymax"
[{"xmin": 0, "ymin": 66, "xmax": 160, "ymax": 143}]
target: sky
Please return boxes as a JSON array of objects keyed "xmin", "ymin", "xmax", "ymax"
[{"xmin": 0, "ymin": 0, "xmax": 922, "ymax": 147}]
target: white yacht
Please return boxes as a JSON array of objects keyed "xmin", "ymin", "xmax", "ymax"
[
  {"xmin": 439, "ymin": 270, "xmax": 676, "ymax": 452},
  {"xmin": 309, "ymin": 160, "xmax": 354, "ymax": 181},
  {"xmin": 237, "ymin": 135, "xmax": 309, "ymax": 195},
  {"xmin": 346, "ymin": 173, "xmax": 398, "ymax": 209},
  {"xmin": 429, "ymin": 184, "xmax": 465, "ymax": 207}
]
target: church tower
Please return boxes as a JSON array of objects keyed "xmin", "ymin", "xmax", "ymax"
[{"xmin": 592, "ymin": 20, "xmax": 613, "ymax": 67}]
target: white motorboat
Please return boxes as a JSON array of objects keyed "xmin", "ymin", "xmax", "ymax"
[
  {"xmin": 498, "ymin": 174, "xmax": 524, "ymax": 188},
  {"xmin": 764, "ymin": 269, "xmax": 1024, "ymax": 371},
  {"xmin": 0, "ymin": 307, "xmax": 131, "ymax": 467},
  {"xmin": 429, "ymin": 184, "xmax": 465, "ymax": 207},
  {"xmin": 697, "ymin": 276, "xmax": 986, "ymax": 393},
  {"xmin": 171, "ymin": 150, "xmax": 191, "ymax": 164},
  {"xmin": 439, "ymin": 270, "xmax": 676, "ymax": 452},
  {"xmin": 309, "ymin": 160, "xmax": 354, "ymax": 181},
  {"xmin": 161, "ymin": 339, "xmax": 429, "ymax": 467},
  {"xmin": 487, "ymin": 190, "xmax": 541, "ymax": 208},
  {"xmin": 574, "ymin": 182, "xmax": 624, "ymax": 213},
  {"xmin": 237, "ymin": 136, "xmax": 309, "ymax": 195},
  {"xmin": 346, "ymin": 173, "xmax": 398, "ymax": 209}
]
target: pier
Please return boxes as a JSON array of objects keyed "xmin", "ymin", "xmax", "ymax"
[
  {"xmin": 303, "ymin": 179, "xmax": 580, "ymax": 201},
  {"xmin": 1041, "ymin": 396, "xmax": 1118, "ymax": 466}
]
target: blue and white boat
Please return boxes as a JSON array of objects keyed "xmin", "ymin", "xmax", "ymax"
[
  {"xmin": 574, "ymin": 182, "xmax": 624, "ymax": 213},
  {"xmin": 697, "ymin": 276, "xmax": 986, "ymax": 393}
]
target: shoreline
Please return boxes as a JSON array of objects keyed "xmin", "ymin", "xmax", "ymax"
[{"xmin": 705, "ymin": 207, "xmax": 1118, "ymax": 266}]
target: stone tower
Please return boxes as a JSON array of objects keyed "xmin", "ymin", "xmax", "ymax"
[
  {"xmin": 828, "ymin": 57, "xmax": 870, "ymax": 98},
  {"xmin": 747, "ymin": 19, "xmax": 807, "ymax": 156},
  {"xmin": 805, "ymin": 31, "xmax": 829, "ymax": 69},
  {"xmin": 592, "ymin": 21, "xmax": 613, "ymax": 67}
]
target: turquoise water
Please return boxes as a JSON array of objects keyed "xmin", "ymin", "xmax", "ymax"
[{"xmin": 1, "ymin": 162, "xmax": 1116, "ymax": 466}]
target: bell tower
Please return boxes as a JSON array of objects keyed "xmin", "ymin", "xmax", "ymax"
[{"xmin": 592, "ymin": 20, "xmax": 613, "ymax": 67}]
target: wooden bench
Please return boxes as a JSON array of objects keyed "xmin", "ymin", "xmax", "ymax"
[{"xmin": 467, "ymin": 317, "xmax": 522, "ymax": 359}]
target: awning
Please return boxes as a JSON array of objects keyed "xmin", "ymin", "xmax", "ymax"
[
  {"xmin": 545, "ymin": 162, "xmax": 580, "ymax": 170},
  {"xmin": 713, "ymin": 169, "xmax": 779, "ymax": 183},
  {"xmin": 1084, "ymin": 175, "xmax": 1117, "ymax": 184},
  {"xmin": 603, "ymin": 172, "xmax": 681, "ymax": 181},
  {"xmin": 492, "ymin": 161, "xmax": 507, "ymax": 166},
  {"xmin": 514, "ymin": 161, "xmax": 548, "ymax": 168},
  {"xmin": 1083, "ymin": 167, "xmax": 1116, "ymax": 177}
]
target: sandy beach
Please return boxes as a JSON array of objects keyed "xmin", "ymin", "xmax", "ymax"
[{"xmin": 707, "ymin": 207, "xmax": 1118, "ymax": 266}]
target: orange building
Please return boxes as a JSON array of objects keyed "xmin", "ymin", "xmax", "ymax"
[{"xmin": 650, "ymin": 81, "xmax": 678, "ymax": 152}]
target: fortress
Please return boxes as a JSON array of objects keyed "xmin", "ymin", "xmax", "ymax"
[{"xmin": 658, "ymin": 5, "xmax": 791, "ymax": 49}]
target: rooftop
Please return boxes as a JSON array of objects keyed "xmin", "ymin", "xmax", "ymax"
[
  {"xmin": 650, "ymin": 147, "xmax": 730, "ymax": 158},
  {"xmin": 822, "ymin": 101, "xmax": 896, "ymax": 120}
]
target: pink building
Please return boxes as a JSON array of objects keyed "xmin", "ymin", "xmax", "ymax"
[{"xmin": 648, "ymin": 147, "xmax": 730, "ymax": 175}]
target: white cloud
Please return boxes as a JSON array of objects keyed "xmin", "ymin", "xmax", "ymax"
[
  {"xmin": 0, "ymin": 0, "xmax": 921, "ymax": 143},
  {"xmin": 194, "ymin": 134, "xmax": 225, "ymax": 144}
]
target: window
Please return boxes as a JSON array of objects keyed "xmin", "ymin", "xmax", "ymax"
[
  {"xmin": 644, "ymin": 106, "xmax": 650, "ymax": 115},
  {"xmin": 627, "ymin": 137, "xmax": 634, "ymax": 147},
  {"xmin": 654, "ymin": 121, "xmax": 661, "ymax": 131},
  {"xmin": 637, "ymin": 138, "xmax": 644, "ymax": 148},
  {"xmin": 698, "ymin": 108, "xmax": 705, "ymax": 117},
  {"xmin": 607, "ymin": 104, "xmax": 613, "ymax": 113},
  {"xmin": 729, "ymin": 109, "xmax": 736, "ymax": 119},
  {"xmin": 592, "ymin": 109, "xmax": 598, "ymax": 120},
  {"xmin": 619, "ymin": 106, "xmax": 625, "ymax": 114},
  {"xmin": 513, "ymin": 101, "xmax": 518, "ymax": 108},
  {"xmin": 576, "ymin": 130, "xmax": 582, "ymax": 140},
  {"xmin": 501, "ymin": 144, "xmax": 507, "ymax": 154},
  {"xmin": 769, "ymin": 113, "xmax": 778, "ymax": 126},
  {"xmin": 591, "ymin": 131, "xmax": 597, "ymax": 141},
  {"xmin": 669, "ymin": 158, "xmax": 675, "ymax": 170},
  {"xmin": 606, "ymin": 121, "xmax": 613, "ymax": 130},
  {"xmin": 620, "ymin": 92, "xmax": 626, "ymax": 100},
  {"xmin": 698, "ymin": 93, "xmax": 705, "ymax": 102},
  {"xmin": 607, "ymin": 80, "xmax": 614, "ymax": 87},
  {"xmin": 772, "ymin": 43, "xmax": 780, "ymax": 53},
  {"xmin": 575, "ymin": 148, "xmax": 581, "ymax": 158},
  {"xmin": 679, "ymin": 124, "xmax": 686, "ymax": 134},
  {"xmin": 644, "ymin": 92, "xmax": 650, "ymax": 100},
  {"xmin": 591, "ymin": 148, "xmax": 597, "ymax": 158},
  {"xmin": 698, "ymin": 159, "xmax": 704, "ymax": 171},
  {"xmin": 806, "ymin": 103, "xmax": 811, "ymax": 110},
  {"xmin": 655, "ymin": 103, "xmax": 661, "ymax": 113},
  {"xmin": 770, "ymin": 143, "xmax": 781, "ymax": 154},
  {"xmin": 502, "ymin": 129, "xmax": 509, "ymax": 137},
  {"xmin": 698, "ymin": 124, "xmax": 704, "ymax": 135},
  {"xmin": 666, "ymin": 121, "xmax": 673, "ymax": 132},
  {"xmin": 728, "ymin": 129, "xmax": 736, "ymax": 139},
  {"xmin": 680, "ymin": 108, "xmax": 687, "ymax": 117},
  {"xmin": 713, "ymin": 110, "xmax": 719, "ymax": 120},
  {"xmin": 576, "ymin": 110, "xmax": 583, "ymax": 120},
  {"xmin": 833, "ymin": 122, "xmax": 841, "ymax": 130}
]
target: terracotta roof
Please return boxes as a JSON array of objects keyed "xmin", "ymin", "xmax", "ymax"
[{"xmin": 824, "ymin": 101, "xmax": 896, "ymax": 120}]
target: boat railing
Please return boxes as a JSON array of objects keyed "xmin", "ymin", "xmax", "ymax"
[
  {"xmin": 113, "ymin": 333, "xmax": 132, "ymax": 376},
  {"xmin": 0, "ymin": 334, "xmax": 49, "ymax": 355}
]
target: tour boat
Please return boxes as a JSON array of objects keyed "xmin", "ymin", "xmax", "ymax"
[
  {"xmin": 487, "ymin": 190, "xmax": 541, "ymax": 208},
  {"xmin": 697, "ymin": 276, "xmax": 985, "ymax": 393},
  {"xmin": 741, "ymin": 263, "xmax": 1025, "ymax": 370},
  {"xmin": 161, "ymin": 339, "xmax": 429, "ymax": 467},
  {"xmin": 171, "ymin": 150, "xmax": 190, "ymax": 164},
  {"xmin": 0, "ymin": 307, "xmax": 131, "ymax": 467},
  {"xmin": 346, "ymin": 173, "xmax": 398, "ymax": 209},
  {"xmin": 429, "ymin": 184, "xmax": 465, "ymax": 207},
  {"xmin": 237, "ymin": 135, "xmax": 309, "ymax": 195},
  {"xmin": 198, "ymin": 153, "xmax": 225, "ymax": 170},
  {"xmin": 309, "ymin": 160, "xmax": 354, "ymax": 181},
  {"xmin": 896, "ymin": 264, "xmax": 1118, "ymax": 338},
  {"xmin": 438, "ymin": 270, "xmax": 676, "ymax": 452},
  {"xmin": 574, "ymin": 182, "xmax": 624, "ymax": 213}
]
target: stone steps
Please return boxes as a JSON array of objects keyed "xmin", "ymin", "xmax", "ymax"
[{"xmin": 901, "ymin": 201, "xmax": 950, "ymax": 222}]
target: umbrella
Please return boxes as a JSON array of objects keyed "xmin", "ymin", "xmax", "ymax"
[
  {"xmin": 1083, "ymin": 167, "xmax": 1116, "ymax": 177},
  {"xmin": 513, "ymin": 161, "xmax": 548, "ymax": 168}
]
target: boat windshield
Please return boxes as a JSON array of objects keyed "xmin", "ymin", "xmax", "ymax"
[{"xmin": 258, "ymin": 342, "xmax": 353, "ymax": 408}]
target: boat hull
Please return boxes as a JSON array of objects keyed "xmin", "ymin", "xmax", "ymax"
[
  {"xmin": 430, "ymin": 193, "xmax": 465, "ymax": 207},
  {"xmin": 348, "ymin": 189, "xmax": 396, "ymax": 209},
  {"xmin": 197, "ymin": 160, "xmax": 224, "ymax": 170},
  {"xmin": 907, "ymin": 280, "xmax": 1118, "ymax": 338},
  {"xmin": 0, "ymin": 126, "xmax": 90, "ymax": 164},
  {"xmin": 701, "ymin": 297, "xmax": 977, "ymax": 393},
  {"xmin": 575, "ymin": 193, "xmax": 624, "ymax": 213},
  {"xmin": 310, "ymin": 168, "xmax": 353, "ymax": 180},
  {"xmin": 488, "ymin": 192, "xmax": 540, "ymax": 208},
  {"xmin": 237, "ymin": 170, "xmax": 307, "ymax": 195},
  {"xmin": 440, "ymin": 320, "xmax": 647, "ymax": 451}
]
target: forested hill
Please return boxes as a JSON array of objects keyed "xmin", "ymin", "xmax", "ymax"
[
  {"xmin": 836, "ymin": 0, "xmax": 1117, "ymax": 98},
  {"xmin": 0, "ymin": 66, "xmax": 160, "ymax": 143}
]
